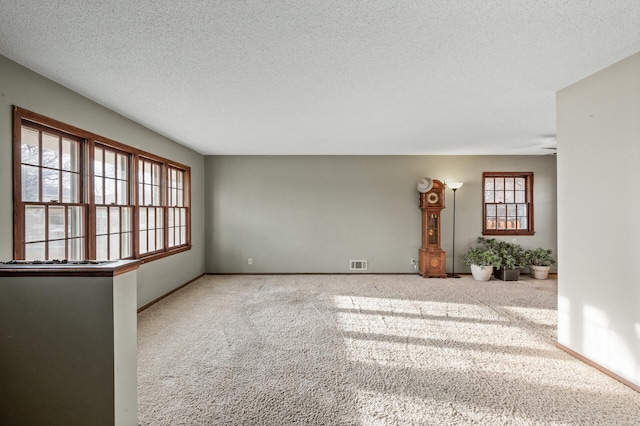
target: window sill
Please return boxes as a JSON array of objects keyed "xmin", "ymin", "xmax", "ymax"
[{"xmin": 138, "ymin": 245, "xmax": 192, "ymax": 264}]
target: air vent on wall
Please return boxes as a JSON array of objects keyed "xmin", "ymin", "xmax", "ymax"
[{"xmin": 350, "ymin": 260, "xmax": 368, "ymax": 271}]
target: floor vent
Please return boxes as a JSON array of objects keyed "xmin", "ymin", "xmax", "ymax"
[{"xmin": 350, "ymin": 260, "xmax": 368, "ymax": 271}]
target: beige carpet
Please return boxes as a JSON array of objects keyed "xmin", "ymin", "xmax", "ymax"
[{"xmin": 138, "ymin": 274, "xmax": 640, "ymax": 425}]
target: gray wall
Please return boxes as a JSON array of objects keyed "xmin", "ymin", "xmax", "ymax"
[
  {"xmin": 557, "ymin": 51, "xmax": 640, "ymax": 386},
  {"xmin": 205, "ymin": 155, "xmax": 557, "ymax": 273},
  {"xmin": 0, "ymin": 55, "xmax": 206, "ymax": 308}
]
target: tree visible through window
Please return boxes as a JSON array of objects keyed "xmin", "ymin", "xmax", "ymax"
[{"xmin": 482, "ymin": 172, "xmax": 534, "ymax": 235}]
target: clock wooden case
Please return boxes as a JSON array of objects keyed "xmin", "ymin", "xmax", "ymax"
[{"xmin": 418, "ymin": 179, "xmax": 447, "ymax": 278}]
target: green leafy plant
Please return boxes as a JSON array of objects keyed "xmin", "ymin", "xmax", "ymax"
[
  {"xmin": 461, "ymin": 246, "xmax": 501, "ymax": 269},
  {"xmin": 525, "ymin": 248, "xmax": 557, "ymax": 267},
  {"xmin": 476, "ymin": 237, "xmax": 527, "ymax": 269}
]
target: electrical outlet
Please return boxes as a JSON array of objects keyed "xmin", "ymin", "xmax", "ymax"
[
  {"xmin": 248, "ymin": 258, "xmax": 252, "ymax": 265},
  {"xmin": 512, "ymin": 239, "xmax": 517, "ymax": 244},
  {"xmin": 410, "ymin": 258, "xmax": 416, "ymax": 265}
]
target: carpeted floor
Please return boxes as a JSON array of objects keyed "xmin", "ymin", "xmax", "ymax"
[{"xmin": 137, "ymin": 274, "xmax": 640, "ymax": 425}]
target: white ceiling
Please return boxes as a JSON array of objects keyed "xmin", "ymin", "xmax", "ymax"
[{"xmin": 1, "ymin": 1, "xmax": 639, "ymax": 155}]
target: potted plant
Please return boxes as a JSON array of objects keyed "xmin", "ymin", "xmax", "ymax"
[
  {"xmin": 461, "ymin": 242, "xmax": 501, "ymax": 281},
  {"xmin": 477, "ymin": 237, "xmax": 527, "ymax": 281},
  {"xmin": 525, "ymin": 248, "xmax": 556, "ymax": 279}
]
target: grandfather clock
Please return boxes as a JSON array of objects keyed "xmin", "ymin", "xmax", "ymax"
[{"xmin": 419, "ymin": 179, "xmax": 447, "ymax": 278}]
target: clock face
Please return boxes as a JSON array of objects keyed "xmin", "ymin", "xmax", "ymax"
[{"xmin": 427, "ymin": 192, "xmax": 439, "ymax": 204}]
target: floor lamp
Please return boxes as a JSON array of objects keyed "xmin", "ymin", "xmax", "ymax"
[{"xmin": 448, "ymin": 182, "xmax": 463, "ymax": 278}]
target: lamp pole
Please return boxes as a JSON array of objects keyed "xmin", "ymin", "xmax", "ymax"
[{"xmin": 448, "ymin": 182, "xmax": 463, "ymax": 278}]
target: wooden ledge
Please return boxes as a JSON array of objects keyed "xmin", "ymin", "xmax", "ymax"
[{"xmin": 0, "ymin": 259, "xmax": 141, "ymax": 277}]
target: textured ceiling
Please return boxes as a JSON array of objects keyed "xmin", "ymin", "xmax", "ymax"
[{"xmin": 1, "ymin": 1, "xmax": 639, "ymax": 155}]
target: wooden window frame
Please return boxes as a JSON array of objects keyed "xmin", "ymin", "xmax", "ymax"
[
  {"xmin": 482, "ymin": 172, "xmax": 534, "ymax": 236},
  {"xmin": 13, "ymin": 106, "xmax": 191, "ymax": 263},
  {"xmin": 167, "ymin": 166, "xmax": 190, "ymax": 249},
  {"xmin": 92, "ymin": 142, "xmax": 134, "ymax": 260}
]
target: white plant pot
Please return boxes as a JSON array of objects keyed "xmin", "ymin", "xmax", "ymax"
[
  {"xmin": 530, "ymin": 265, "xmax": 550, "ymax": 280},
  {"xmin": 470, "ymin": 264, "xmax": 493, "ymax": 281}
]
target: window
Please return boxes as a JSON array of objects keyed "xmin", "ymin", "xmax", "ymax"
[
  {"xmin": 482, "ymin": 172, "xmax": 534, "ymax": 235},
  {"xmin": 18, "ymin": 123, "xmax": 85, "ymax": 260},
  {"xmin": 167, "ymin": 167, "xmax": 189, "ymax": 248},
  {"xmin": 138, "ymin": 158, "xmax": 164, "ymax": 255},
  {"xmin": 13, "ymin": 107, "xmax": 191, "ymax": 262},
  {"xmin": 94, "ymin": 144, "xmax": 133, "ymax": 260}
]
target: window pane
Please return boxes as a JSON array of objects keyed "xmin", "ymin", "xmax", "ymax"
[
  {"xmin": 156, "ymin": 229, "xmax": 163, "ymax": 249},
  {"xmin": 152, "ymin": 164, "xmax": 160, "ymax": 185},
  {"xmin": 517, "ymin": 204, "xmax": 527, "ymax": 216},
  {"xmin": 484, "ymin": 190, "xmax": 494, "ymax": 203},
  {"xmin": 148, "ymin": 228, "xmax": 156, "ymax": 251},
  {"xmin": 95, "ymin": 176, "xmax": 104, "ymax": 204},
  {"xmin": 515, "ymin": 178, "xmax": 525, "ymax": 190},
  {"xmin": 515, "ymin": 190, "xmax": 525, "ymax": 203},
  {"xmin": 104, "ymin": 151, "xmax": 116, "ymax": 178},
  {"xmin": 168, "ymin": 208, "xmax": 174, "ymax": 227},
  {"xmin": 497, "ymin": 204, "xmax": 507, "ymax": 216},
  {"xmin": 505, "ymin": 178, "xmax": 514, "ymax": 190},
  {"xmin": 140, "ymin": 207, "xmax": 147, "ymax": 230},
  {"xmin": 42, "ymin": 132, "xmax": 60, "ymax": 169},
  {"xmin": 505, "ymin": 190, "xmax": 514, "ymax": 203},
  {"xmin": 96, "ymin": 235, "xmax": 108, "ymax": 260},
  {"xmin": 180, "ymin": 208, "xmax": 185, "ymax": 227},
  {"xmin": 110, "ymin": 233, "xmax": 120, "ymax": 259},
  {"xmin": 69, "ymin": 237, "xmax": 83, "ymax": 261},
  {"xmin": 62, "ymin": 172, "xmax": 79, "ymax": 203},
  {"xmin": 68, "ymin": 206, "xmax": 83, "ymax": 238},
  {"xmin": 62, "ymin": 139, "xmax": 78, "ymax": 172},
  {"xmin": 507, "ymin": 217, "xmax": 517, "ymax": 230},
  {"xmin": 48, "ymin": 206, "xmax": 65, "ymax": 240},
  {"xmin": 179, "ymin": 226, "xmax": 186, "ymax": 245},
  {"xmin": 94, "ymin": 148, "xmax": 104, "ymax": 176},
  {"xmin": 49, "ymin": 239, "xmax": 65, "ymax": 260},
  {"xmin": 121, "ymin": 232, "xmax": 131, "ymax": 258},
  {"xmin": 143, "ymin": 184, "xmax": 151, "ymax": 205},
  {"xmin": 148, "ymin": 208, "xmax": 155, "ymax": 229},
  {"xmin": 170, "ymin": 168, "xmax": 176, "ymax": 188},
  {"xmin": 117, "ymin": 154, "xmax": 127, "ymax": 180},
  {"xmin": 144, "ymin": 161, "xmax": 151, "ymax": 183},
  {"xmin": 171, "ymin": 188, "xmax": 177, "ymax": 206},
  {"xmin": 507, "ymin": 204, "xmax": 516, "ymax": 216},
  {"xmin": 486, "ymin": 204, "xmax": 496, "ymax": 217},
  {"xmin": 168, "ymin": 228, "xmax": 174, "ymax": 247},
  {"xmin": 21, "ymin": 127, "xmax": 39, "ymax": 165},
  {"xmin": 139, "ymin": 230, "xmax": 148, "ymax": 254},
  {"xmin": 25, "ymin": 205, "xmax": 45, "ymax": 242},
  {"xmin": 25, "ymin": 242, "xmax": 45, "ymax": 260},
  {"xmin": 495, "ymin": 178, "xmax": 504, "ymax": 190},
  {"xmin": 110, "ymin": 207, "xmax": 120, "ymax": 233},
  {"xmin": 105, "ymin": 178, "xmax": 116, "ymax": 204},
  {"xmin": 96, "ymin": 207, "xmax": 108, "ymax": 235},
  {"xmin": 152, "ymin": 185, "xmax": 160, "ymax": 205},
  {"xmin": 484, "ymin": 178, "xmax": 494, "ymax": 190},
  {"xmin": 122, "ymin": 207, "xmax": 131, "ymax": 232},
  {"xmin": 177, "ymin": 171, "xmax": 183, "ymax": 190},
  {"xmin": 21, "ymin": 165, "xmax": 40, "ymax": 201},
  {"xmin": 42, "ymin": 169, "xmax": 59, "ymax": 202},
  {"xmin": 177, "ymin": 189, "xmax": 184, "ymax": 207},
  {"xmin": 494, "ymin": 191, "xmax": 504, "ymax": 203},
  {"xmin": 117, "ymin": 180, "xmax": 128, "ymax": 205}
]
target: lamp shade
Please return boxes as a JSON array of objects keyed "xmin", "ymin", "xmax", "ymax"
[{"xmin": 449, "ymin": 182, "xmax": 463, "ymax": 190}]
